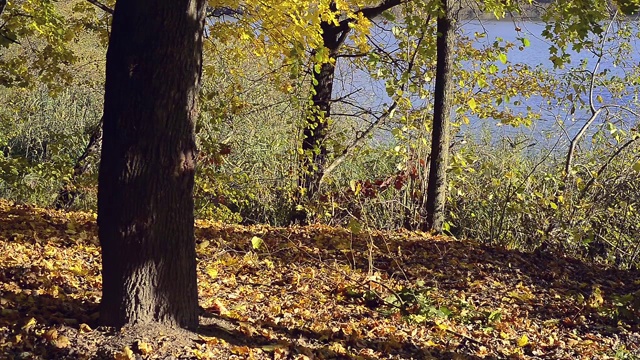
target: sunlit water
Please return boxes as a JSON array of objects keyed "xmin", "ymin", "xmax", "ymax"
[{"xmin": 333, "ymin": 20, "xmax": 640, "ymax": 151}]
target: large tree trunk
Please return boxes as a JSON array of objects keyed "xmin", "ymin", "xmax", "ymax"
[
  {"xmin": 98, "ymin": 0, "xmax": 206, "ymax": 329},
  {"xmin": 423, "ymin": 1, "xmax": 455, "ymax": 233}
]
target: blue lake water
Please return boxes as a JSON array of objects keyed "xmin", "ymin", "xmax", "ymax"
[{"xmin": 333, "ymin": 20, "xmax": 640, "ymax": 150}]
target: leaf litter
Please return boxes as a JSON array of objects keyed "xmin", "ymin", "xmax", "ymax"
[{"xmin": 0, "ymin": 199, "xmax": 639, "ymax": 359}]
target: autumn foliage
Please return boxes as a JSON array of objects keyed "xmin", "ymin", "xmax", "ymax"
[{"xmin": 1, "ymin": 199, "xmax": 639, "ymax": 358}]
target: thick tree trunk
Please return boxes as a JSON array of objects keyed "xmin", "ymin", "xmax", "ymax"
[
  {"xmin": 423, "ymin": 1, "xmax": 455, "ymax": 233},
  {"xmin": 98, "ymin": 0, "xmax": 206, "ymax": 329}
]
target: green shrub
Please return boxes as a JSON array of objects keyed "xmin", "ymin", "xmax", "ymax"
[{"xmin": 0, "ymin": 86, "xmax": 102, "ymax": 209}]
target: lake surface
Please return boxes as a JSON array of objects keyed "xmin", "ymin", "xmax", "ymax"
[
  {"xmin": 334, "ymin": 20, "xmax": 640, "ymax": 150},
  {"xmin": 462, "ymin": 20, "xmax": 640, "ymax": 145}
]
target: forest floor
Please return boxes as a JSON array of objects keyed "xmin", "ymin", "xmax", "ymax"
[{"xmin": 1, "ymin": 199, "xmax": 639, "ymax": 359}]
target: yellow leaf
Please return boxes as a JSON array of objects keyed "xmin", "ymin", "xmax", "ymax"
[
  {"xmin": 251, "ymin": 236, "xmax": 263, "ymax": 250},
  {"xmin": 53, "ymin": 335, "xmax": 70, "ymax": 349},
  {"xmin": 517, "ymin": 334, "xmax": 529, "ymax": 347},
  {"xmin": 191, "ymin": 348, "xmax": 215, "ymax": 359},
  {"xmin": 22, "ymin": 317, "xmax": 37, "ymax": 330},
  {"xmin": 198, "ymin": 334, "xmax": 220, "ymax": 345},
  {"xmin": 197, "ymin": 240, "xmax": 210, "ymax": 252},
  {"xmin": 206, "ymin": 266, "xmax": 218, "ymax": 279},
  {"xmin": 136, "ymin": 340, "xmax": 153, "ymax": 355},
  {"xmin": 232, "ymin": 346, "xmax": 251, "ymax": 355},
  {"xmin": 588, "ymin": 286, "xmax": 604, "ymax": 309},
  {"xmin": 213, "ymin": 299, "xmax": 229, "ymax": 316},
  {"xmin": 114, "ymin": 346, "xmax": 135, "ymax": 360},
  {"xmin": 79, "ymin": 323, "xmax": 92, "ymax": 333},
  {"xmin": 468, "ymin": 98, "xmax": 477, "ymax": 111},
  {"xmin": 44, "ymin": 328, "xmax": 58, "ymax": 341}
]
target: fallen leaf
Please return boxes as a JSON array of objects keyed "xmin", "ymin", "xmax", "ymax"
[
  {"xmin": 114, "ymin": 346, "xmax": 135, "ymax": 360},
  {"xmin": 44, "ymin": 328, "xmax": 58, "ymax": 341},
  {"xmin": 136, "ymin": 340, "xmax": 153, "ymax": 355},
  {"xmin": 517, "ymin": 334, "xmax": 529, "ymax": 347},
  {"xmin": 53, "ymin": 335, "xmax": 70, "ymax": 349},
  {"xmin": 79, "ymin": 323, "xmax": 92, "ymax": 333}
]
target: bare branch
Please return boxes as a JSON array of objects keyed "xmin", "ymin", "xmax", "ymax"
[
  {"xmin": 580, "ymin": 135, "xmax": 640, "ymax": 198},
  {"xmin": 319, "ymin": 17, "xmax": 430, "ymax": 186},
  {"xmin": 85, "ymin": 0, "xmax": 113, "ymax": 15},
  {"xmin": 564, "ymin": 13, "xmax": 619, "ymax": 176},
  {"xmin": 336, "ymin": 0, "xmax": 406, "ymax": 34},
  {"xmin": 206, "ymin": 6, "xmax": 244, "ymax": 18}
]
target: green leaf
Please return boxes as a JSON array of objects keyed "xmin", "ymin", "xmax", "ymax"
[
  {"xmin": 251, "ymin": 236, "xmax": 264, "ymax": 250},
  {"xmin": 498, "ymin": 53, "xmax": 507, "ymax": 64},
  {"xmin": 347, "ymin": 218, "xmax": 362, "ymax": 234},
  {"xmin": 632, "ymin": 161, "xmax": 640, "ymax": 172},
  {"xmin": 488, "ymin": 310, "xmax": 502, "ymax": 323}
]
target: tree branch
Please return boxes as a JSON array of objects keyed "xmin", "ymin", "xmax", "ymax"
[
  {"xmin": 319, "ymin": 17, "xmax": 430, "ymax": 186},
  {"xmin": 579, "ymin": 135, "xmax": 640, "ymax": 198},
  {"xmin": 206, "ymin": 6, "xmax": 244, "ymax": 18},
  {"xmin": 331, "ymin": 0, "xmax": 406, "ymax": 39},
  {"xmin": 85, "ymin": 0, "xmax": 113, "ymax": 14},
  {"xmin": 564, "ymin": 13, "xmax": 617, "ymax": 176}
]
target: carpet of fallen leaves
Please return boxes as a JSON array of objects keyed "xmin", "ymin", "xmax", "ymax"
[{"xmin": 1, "ymin": 199, "xmax": 640, "ymax": 359}]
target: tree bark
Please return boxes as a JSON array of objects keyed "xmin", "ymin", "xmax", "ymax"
[
  {"xmin": 423, "ymin": 0, "xmax": 455, "ymax": 233},
  {"xmin": 296, "ymin": 45, "xmax": 336, "ymax": 222},
  {"xmin": 98, "ymin": 0, "xmax": 206, "ymax": 329}
]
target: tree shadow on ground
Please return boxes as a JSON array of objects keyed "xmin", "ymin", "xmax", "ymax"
[
  {"xmin": 199, "ymin": 224, "xmax": 640, "ymax": 350},
  {"xmin": 0, "ymin": 265, "xmax": 101, "ymax": 359},
  {"xmin": 198, "ymin": 313, "xmax": 490, "ymax": 360},
  {"xmin": 2, "ymin": 202, "xmax": 638, "ymax": 358},
  {"xmin": 0, "ymin": 276, "xmax": 486, "ymax": 360},
  {"xmin": 389, "ymin": 238, "xmax": 640, "ymax": 329}
]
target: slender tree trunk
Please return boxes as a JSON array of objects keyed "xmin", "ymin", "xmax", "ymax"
[
  {"xmin": 298, "ymin": 62, "xmax": 335, "ymax": 195},
  {"xmin": 292, "ymin": 0, "xmax": 404, "ymax": 224},
  {"xmin": 98, "ymin": 0, "xmax": 206, "ymax": 329},
  {"xmin": 54, "ymin": 120, "xmax": 102, "ymax": 210},
  {"xmin": 423, "ymin": 1, "xmax": 455, "ymax": 233},
  {"xmin": 293, "ymin": 22, "xmax": 339, "ymax": 224}
]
